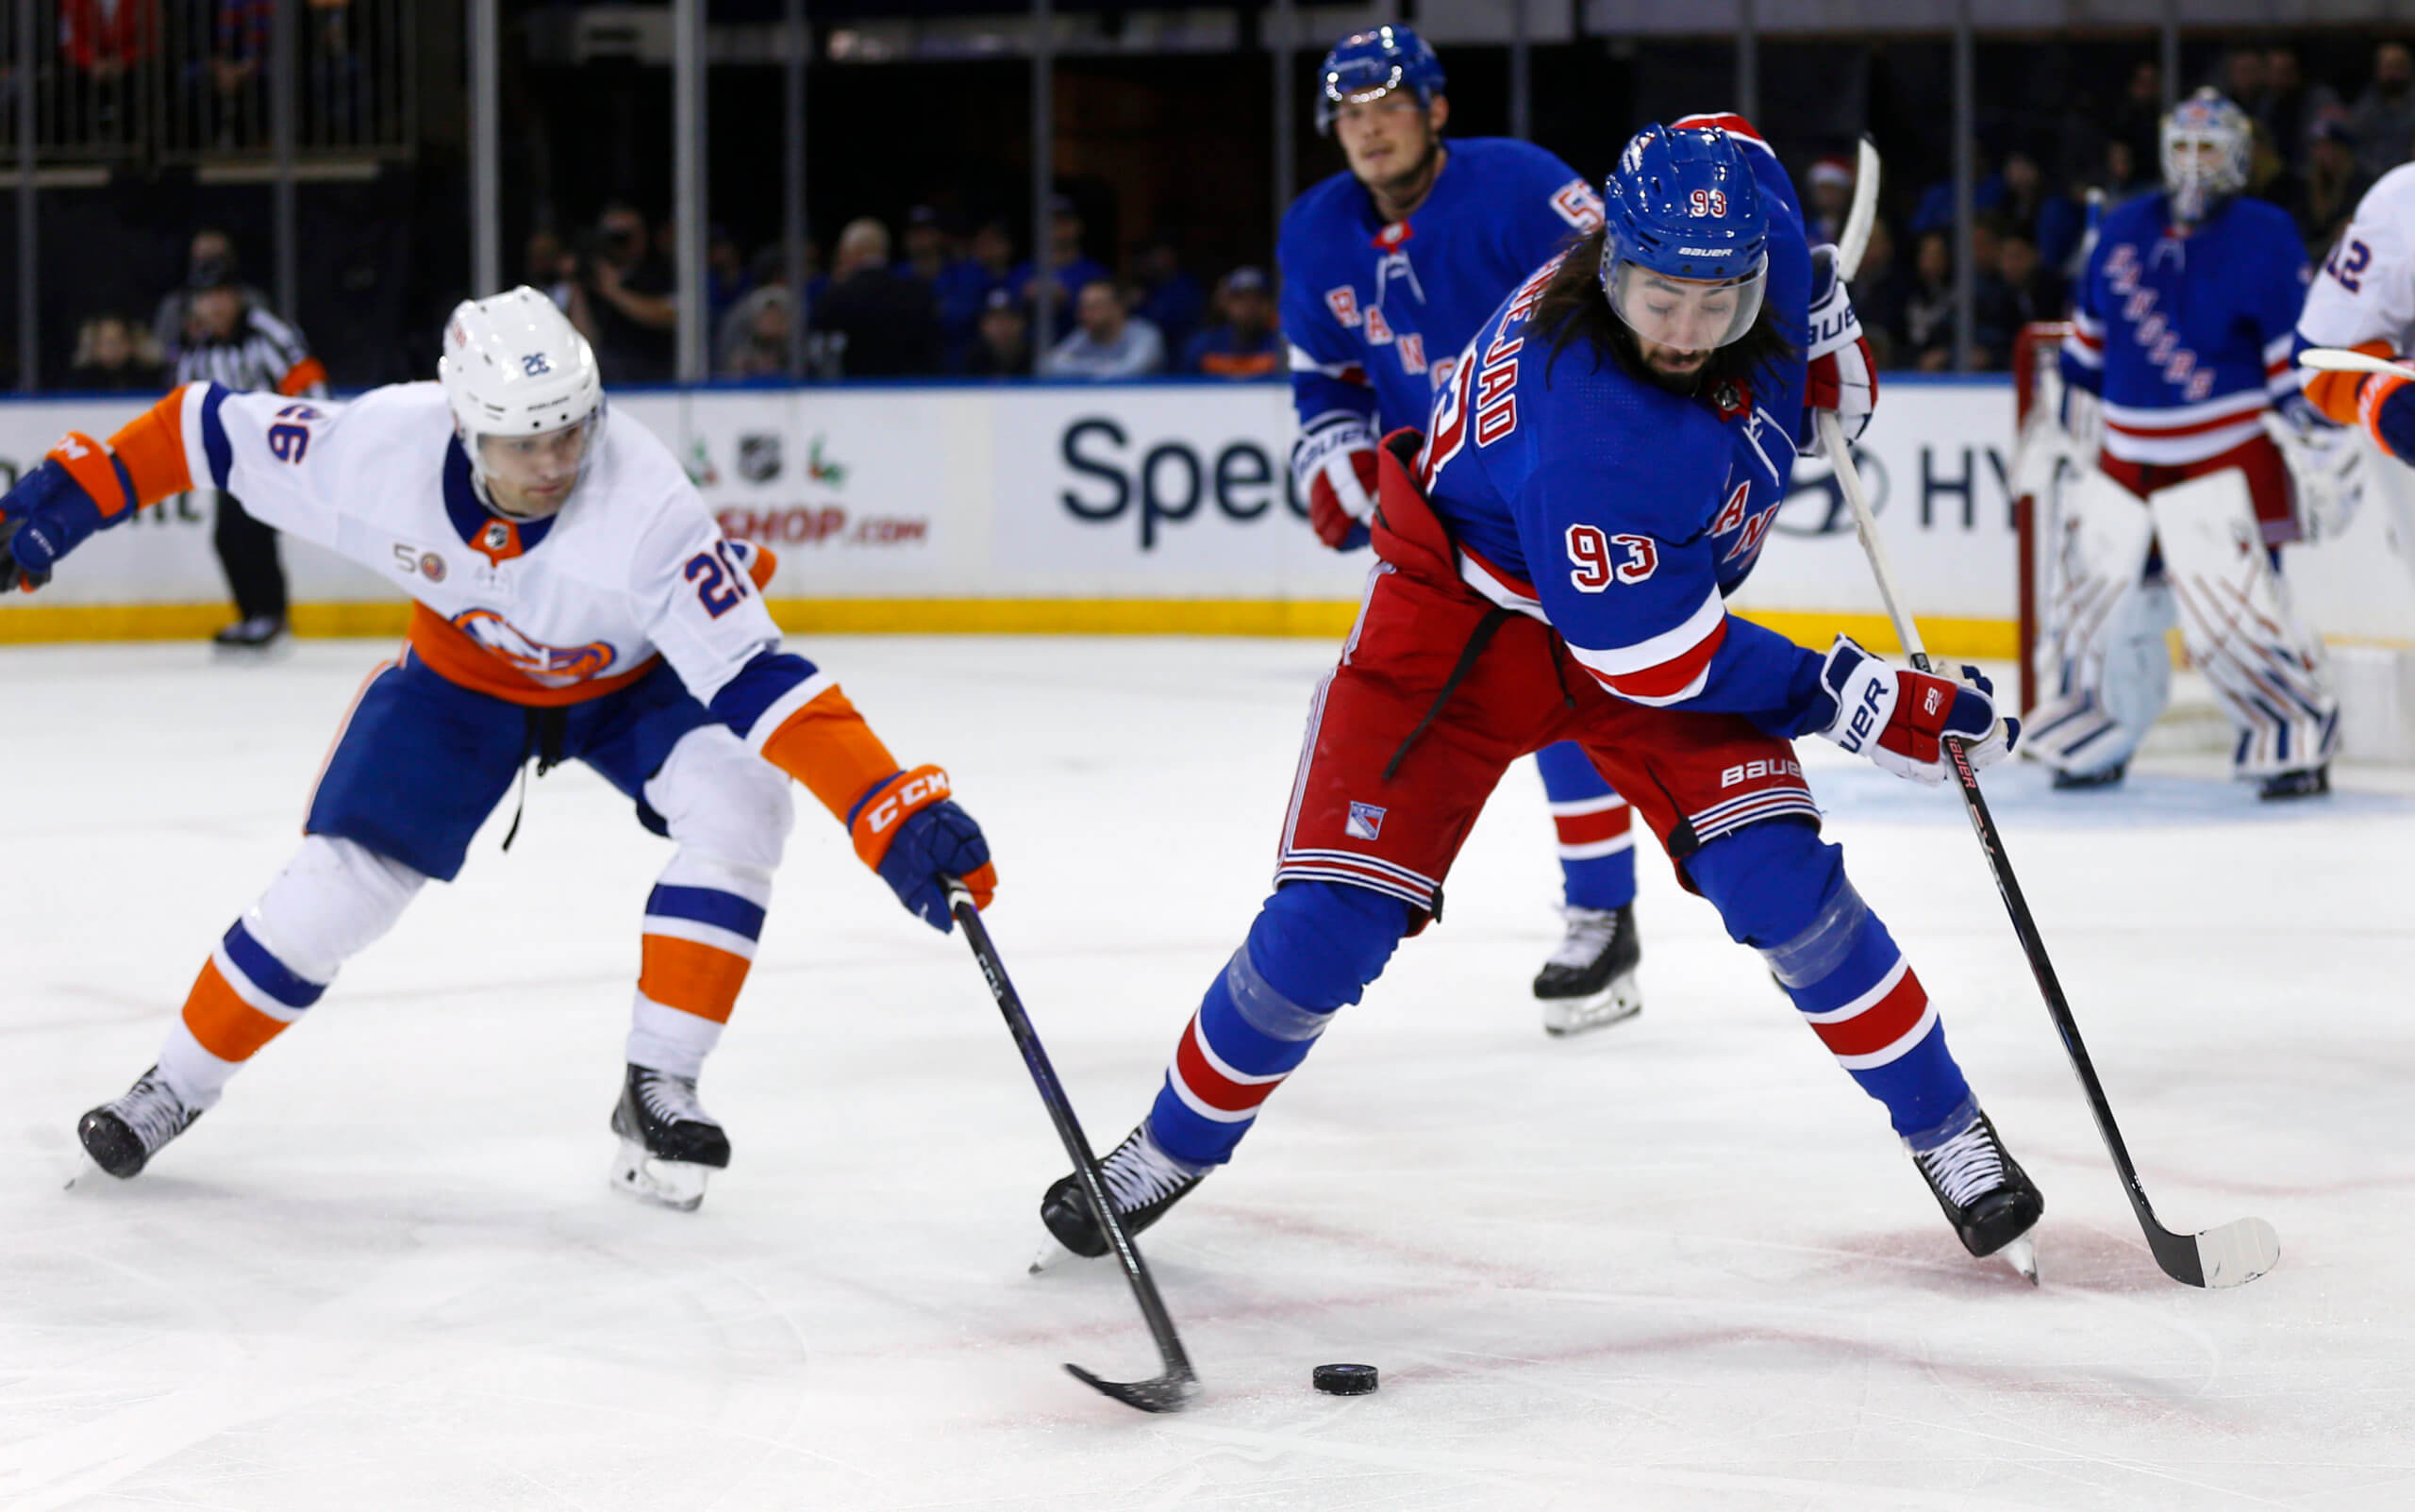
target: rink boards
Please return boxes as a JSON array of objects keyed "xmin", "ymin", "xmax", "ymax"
[{"xmin": 2, "ymin": 376, "xmax": 2410, "ymax": 659}]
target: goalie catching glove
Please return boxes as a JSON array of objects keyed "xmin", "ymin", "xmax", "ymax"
[
  {"xmin": 1291, "ymin": 412, "xmax": 1380, "ymax": 551},
  {"xmin": 847, "ymin": 764, "xmax": 995, "ymax": 932},
  {"xmin": 1817, "ymin": 636, "xmax": 2018, "ymax": 784}
]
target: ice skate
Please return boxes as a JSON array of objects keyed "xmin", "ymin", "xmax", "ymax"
[
  {"xmin": 77, "ymin": 1067, "xmax": 202, "ymax": 1179},
  {"xmin": 1533, "ymin": 903, "xmax": 1642, "ymax": 1037},
  {"xmin": 210, "ymin": 616, "xmax": 289, "ymax": 655},
  {"xmin": 2051, "ymin": 761, "xmax": 2125, "ymax": 791},
  {"xmin": 1033, "ymin": 1124, "xmax": 1206, "ymax": 1271},
  {"xmin": 1907, "ymin": 1102, "xmax": 2044, "ymax": 1283},
  {"xmin": 2257, "ymin": 767, "xmax": 2328, "ymax": 801},
  {"xmin": 608, "ymin": 1064, "xmax": 729, "ymax": 1212}
]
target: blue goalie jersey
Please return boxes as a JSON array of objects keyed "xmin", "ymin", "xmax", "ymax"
[
  {"xmin": 1417, "ymin": 117, "xmax": 1826, "ymax": 732},
  {"xmin": 1280, "ymin": 137, "xmax": 1606, "ymax": 437}
]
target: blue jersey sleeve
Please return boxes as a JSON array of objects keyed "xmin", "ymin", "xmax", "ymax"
[
  {"xmin": 1492, "ymin": 146, "xmax": 1604, "ymax": 281},
  {"xmin": 1278, "ymin": 201, "xmax": 1379, "ymax": 431},
  {"xmin": 2061, "ymin": 230, "xmax": 2108, "ymax": 396},
  {"xmin": 2254, "ymin": 212, "xmax": 2314, "ymax": 408}
]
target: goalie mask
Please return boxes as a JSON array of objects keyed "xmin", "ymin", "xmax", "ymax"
[
  {"xmin": 437, "ymin": 286, "xmax": 606, "ymax": 516},
  {"xmin": 1598, "ymin": 124, "xmax": 1771, "ymax": 353},
  {"xmin": 2160, "ymin": 89, "xmax": 2252, "ymax": 224}
]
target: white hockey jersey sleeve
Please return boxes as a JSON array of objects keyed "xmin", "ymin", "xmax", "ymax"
[
  {"xmin": 171, "ymin": 384, "xmax": 359, "ymax": 552},
  {"xmin": 2298, "ymin": 165, "xmax": 2415, "ymax": 354}
]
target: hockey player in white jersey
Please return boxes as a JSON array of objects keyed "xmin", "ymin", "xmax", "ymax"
[
  {"xmin": 2290, "ymin": 153, "xmax": 2415, "ymax": 604},
  {"xmin": 2030, "ymin": 91, "xmax": 2339, "ymax": 798},
  {"xmin": 0, "ymin": 289, "xmax": 998, "ymax": 1209}
]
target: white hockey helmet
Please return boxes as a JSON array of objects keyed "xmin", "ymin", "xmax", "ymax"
[
  {"xmin": 2160, "ymin": 88, "xmax": 2252, "ymax": 224},
  {"xmin": 437, "ymin": 286, "xmax": 605, "ymax": 494}
]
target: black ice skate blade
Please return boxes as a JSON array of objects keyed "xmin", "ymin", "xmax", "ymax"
[{"xmin": 1065, "ymin": 1361, "xmax": 1200, "ymax": 1414}]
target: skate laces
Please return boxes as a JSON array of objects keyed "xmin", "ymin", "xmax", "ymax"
[
  {"xmin": 1101, "ymin": 1132, "xmax": 1197, "ymax": 1212},
  {"xmin": 109, "ymin": 1074, "xmax": 194, "ymax": 1153},
  {"xmin": 633, "ymin": 1069, "xmax": 708, "ymax": 1126},
  {"xmin": 1915, "ymin": 1117, "xmax": 2008, "ymax": 1208},
  {"xmin": 1544, "ymin": 906, "xmax": 1622, "ymax": 970}
]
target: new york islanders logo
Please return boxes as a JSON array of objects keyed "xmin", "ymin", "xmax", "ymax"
[{"xmin": 451, "ymin": 609, "xmax": 617, "ymax": 688}]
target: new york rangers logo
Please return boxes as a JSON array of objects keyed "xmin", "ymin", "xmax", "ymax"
[{"xmin": 1345, "ymin": 802, "xmax": 1387, "ymax": 840}]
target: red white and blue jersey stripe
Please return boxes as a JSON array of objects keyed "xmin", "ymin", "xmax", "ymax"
[
  {"xmin": 2061, "ymin": 191, "xmax": 2310, "ymax": 466},
  {"xmin": 1415, "ymin": 116, "xmax": 1831, "ymax": 734}
]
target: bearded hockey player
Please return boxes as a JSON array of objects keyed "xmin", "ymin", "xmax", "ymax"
[
  {"xmin": 2033, "ymin": 90, "xmax": 2338, "ymax": 798},
  {"xmin": 1282, "ymin": 24, "xmax": 1647, "ymax": 1035},
  {"xmin": 1039, "ymin": 121, "xmax": 2040, "ymax": 1282},
  {"xmin": 0, "ymin": 289, "xmax": 996, "ymax": 1210}
]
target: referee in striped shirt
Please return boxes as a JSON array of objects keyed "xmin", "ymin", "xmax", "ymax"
[{"xmin": 172, "ymin": 257, "xmax": 328, "ymax": 650}]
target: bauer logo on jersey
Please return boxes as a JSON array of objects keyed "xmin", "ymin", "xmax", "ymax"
[
  {"xmin": 1345, "ymin": 801, "xmax": 1387, "ymax": 840},
  {"xmin": 451, "ymin": 608, "xmax": 617, "ymax": 688}
]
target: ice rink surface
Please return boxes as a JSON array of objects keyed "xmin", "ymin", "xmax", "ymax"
[{"xmin": 5, "ymin": 635, "xmax": 2413, "ymax": 1512}]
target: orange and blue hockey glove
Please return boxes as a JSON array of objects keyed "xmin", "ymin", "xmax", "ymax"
[
  {"xmin": 847, "ymin": 764, "xmax": 996, "ymax": 932},
  {"xmin": 2, "ymin": 443, "xmax": 131, "ymax": 592}
]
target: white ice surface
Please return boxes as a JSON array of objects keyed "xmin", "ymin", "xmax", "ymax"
[{"xmin": 5, "ymin": 636, "xmax": 2414, "ymax": 1511}]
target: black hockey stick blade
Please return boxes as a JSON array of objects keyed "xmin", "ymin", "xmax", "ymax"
[
  {"xmin": 2140, "ymin": 1208, "xmax": 2281, "ymax": 1289},
  {"xmin": 943, "ymin": 878, "xmax": 1202, "ymax": 1412},
  {"xmin": 1065, "ymin": 1361, "xmax": 1202, "ymax": 1413}
]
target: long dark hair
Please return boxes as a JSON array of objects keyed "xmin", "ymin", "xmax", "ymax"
[{"xmin": 1527, "ymin": 227, "xmax": 1796, "ymax": 393}]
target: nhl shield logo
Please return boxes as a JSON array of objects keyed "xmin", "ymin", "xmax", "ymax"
[
  {"xmin": 737, "ymin": 433, "xmax": 782, "ymax": 484},
  {"xmin": 1345, "ymin": 801, "xmax": 1388, "ymax": 840},
  {"xmin": 483, "ymin": 522, "xmax": 511, "ymax": 553}
]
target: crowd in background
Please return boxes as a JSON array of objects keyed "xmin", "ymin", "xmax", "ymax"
[{"xmin": 58, "ymin": 36, "xmax": 2415, "ymax": 391}]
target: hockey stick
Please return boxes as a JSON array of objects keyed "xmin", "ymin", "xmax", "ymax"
[
  {"xmin": 942, "ymin": 878, "xmax": 1201, "ymax": 1412},
  {"xmin": 2297, "ymin": 345, "xmax": 2415, "ymax": 379},
  {"xmin": 1814, "ymin": 410, "xmax": 2280, "ymax": 1288}
]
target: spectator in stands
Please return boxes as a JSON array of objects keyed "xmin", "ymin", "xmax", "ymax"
[
  {"xmin": 2292, "ymin": 119, "xmax": 2374, "ymax": 259},
  {"xmin": 172, "ymin": 255, "xmax": 328, "ymax": 650},
  {"xmin": 1805, "ymin": 157, "xmax": 1854, "ymax": 244},
  {"xmin": 1847, "ymin": 218, "xmax": 1904, "ymax": 370},
  {"xmin": 706, "ymin": 224, "xmax": 751, "ymax": 334},
  {"xmin": 2215, "ymin": 46, "xmax": 2268, "ymax": 116},
  {"xmin": 567, "ymin": 200, "xmax": 677, "ymax": 385},
  {"xmin": 1132, "ymin": 238, "xmax": 1208, "ymax": 359},
  {"xmin": 61, "ymin": 0, "xmax": 155, "ymax": 139},
  {"xmin": 809, "ymin": 217, "xmax": 941, "ymax": 376},
  {"xmin": 958, "ymin": 289, "xmax": 1032, "ymax": 377},
  {"xmin": 2110, "ymin": 60, "xmax": 2166, "ymax": 182},
  {"xmin": 1974, "ymin": 230, "xmax": 2050, "ymax": 369},
  {"xmin": 525, "ymin": 229, "xmax": 575, "ymax": 311},
  {"xmin": 200, "ymin": 0, "xmax": 272, "ymax": 147},
  {"xmin": 2259, "ymin": 47, "xmax": 2338, "ymax": 171},
  {"xmin": 1903, "ymin": 228, "xmax": 1958, "ymax": 372},
  {"xmin": 899, "ymin": 205, "xmax": 954, "ymax": 285},
  {"xmin": 1016, "ymin": 196, "xmax": 1112, "ymax": 339},
  {"xmin": 717, "ymin": 285, "xmax": 797, "ymax": 380},
  {"xmin": 1042, "ymin": 279, "xmax": 1163, "ymax": 379},
  {"xmin": 1181, "ymin": 266, "xmax": 1281, "ymax": 378},
  {"xmin": 2349, "ymin": 42, "xmax": 2415, "ymax": 177},
  {"xmin": 68, "ymin": 313, "xmax": 165, "ymax": 392},
  {"xmin": 938, "ymin": 217, "xmax": 1016, "ymax": 357}
]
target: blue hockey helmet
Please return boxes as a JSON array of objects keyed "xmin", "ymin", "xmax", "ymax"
[
  {"xmin": 1597, "ymin": 123, "xmax": 1771, "ymax": 353},
  {"xmin": 1315, "ymin": 25, "xmax": 1447, "ymax": 136}
]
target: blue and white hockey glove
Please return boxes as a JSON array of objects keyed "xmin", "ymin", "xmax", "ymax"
[
  {"xmin": 1816, "ymin": 636, "xmax": 2018, "ymax": 785},
  {"xmin": 847, "ymin": 765, "xmax": 995, "ymax": 933},
  {"xmin": 1291, "ymin": 412, "xmax": 1379, "ymax": 552},
  {"xmin": 0, "ymin": 456, "xmax": 115, "ymax": 592},
  {"xmin": 1803, "ymin": 245, "xmax": 1877, "ymax": 444}
]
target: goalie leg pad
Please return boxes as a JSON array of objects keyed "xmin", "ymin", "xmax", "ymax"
[
  {"xmin": 2149, "ymin": 469, "xmax": 2340, "ymax": 778},
  {"xmin": 2023, "ymin": 468, "xmax": 2162, "ymax": 775}
]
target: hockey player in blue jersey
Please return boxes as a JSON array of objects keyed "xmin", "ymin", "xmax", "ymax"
[
  {"xmin": 1039, "ymin": 120, "xmax": 2044, "ymax": 1283},
  {"xmin": 2030, "ymin": 89, "xmax": 2339, "ymax": 798},
  {"xmin": 1280, "ymin": 25, "xmax": 1647, "ymax": 1036}
]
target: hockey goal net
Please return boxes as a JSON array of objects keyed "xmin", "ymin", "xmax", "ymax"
[{"xmin": 2011, "ymin": 319, "xmax": 2415, "ymax": 763}]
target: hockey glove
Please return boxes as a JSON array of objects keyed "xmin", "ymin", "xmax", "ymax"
[
  {"xmin": 1816, "ymin": 636, "xmax": 2018, "ymax": 785},
  {"xmin": 1291, "ymin": 412, "xmax": 1380, "ymax": 551},
  {"xmin": 2261, "ymin": 403, "xmax": 2365, "ymax": 543},
  {"xmin": 1803, "ymin": 246, "xmax": 1878, "ymax": 444},
  {"xmin": 847, "ymin": 763, "xmax": 996, "ymax": 932},
  {"xmin": 2353, "ymin": 362, "xmax": 2415, "ymax": 464},
  {"xmin": 0, "ymin": 452, "xmax": 119, "ymax": 592}
]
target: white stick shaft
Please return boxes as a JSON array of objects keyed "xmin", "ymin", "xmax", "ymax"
[
  {"xmin": 2297, "ymin": 346, "xmax": 2415, "ymax": 378},
  {"xmin": 1817, "ymin": 408, "xmax": 1928, "ymax": 665},
  {"xmin": 1833, "ymin": 138, "xmax": 1882, "ymax": 281}
]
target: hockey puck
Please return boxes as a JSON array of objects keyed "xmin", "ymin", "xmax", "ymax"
[{"xmin": 1312, "ymin": 1363, "xmax": 1379, "ymax": 1396}]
